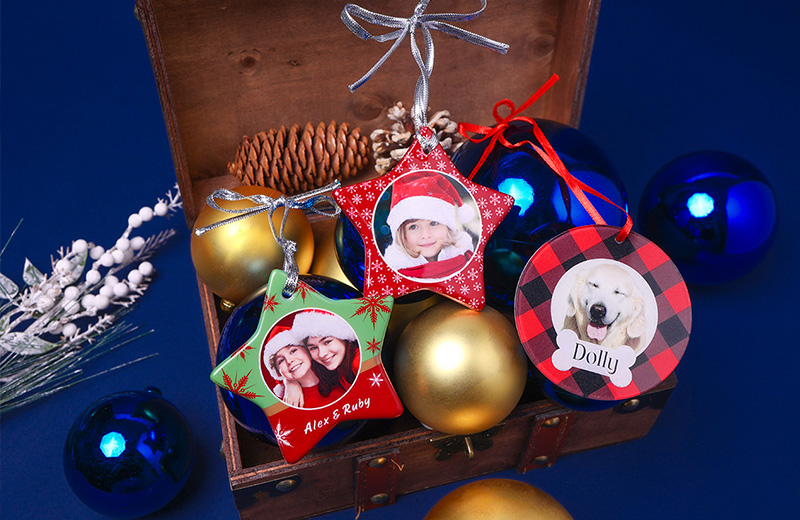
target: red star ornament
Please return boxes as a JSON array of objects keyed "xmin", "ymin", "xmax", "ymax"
[
  {"xmin": 333, "ymin": 128, "xmax": 514, "ymax": 310},
  {"xmin": 210, "ymin": 270, "xmax": 403, "ymax": 464}
]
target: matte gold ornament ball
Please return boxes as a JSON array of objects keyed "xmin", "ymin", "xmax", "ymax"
[
  {"xmin": 393, "ymin": 300, "xmax": 527, "ymax": 435},
  {"xmin": 425, "ymin": 479, "xmax": 573, "ymax": 520},
  {"xmin": 190, "ymin": 185, "xmax": 314, "ymax": 305}
]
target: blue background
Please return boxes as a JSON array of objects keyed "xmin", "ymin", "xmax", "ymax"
[{"xmin": 1, "ymin": 1, "xmax": 797, "ymax": 518}]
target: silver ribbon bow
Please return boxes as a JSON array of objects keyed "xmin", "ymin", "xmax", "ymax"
[
  {"xmin": 194, "ymin": 182, "xmax": 341, "ymax": 296},
  {"xmin": 341, "ymin": 0, "xmax": 508, "ymax": 151}
]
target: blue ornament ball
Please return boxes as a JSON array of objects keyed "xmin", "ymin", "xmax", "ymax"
[
  {"xmin": 639, "ymin": 151, "xmax": 777, "ymax": 285},
  {"xmin": 63, "ymin": 387, "xmax": 194, "ymax": 518},
  {"xmin": 216, "ymin": 274, "xmax": 367, "ymax": 446},
  {"xmin": 451, "ymin": 119, "xmax": 629, "ymax": 310},
  {"xmin": 334, "ymin": 214, "xmax": 366, "ymax": 292}
]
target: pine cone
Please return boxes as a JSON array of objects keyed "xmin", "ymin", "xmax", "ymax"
[
  {"xmin": 228, "ymin": 122, "xmax": 370, "ymax": 195},
  {"xmin": 370, "ymin": 102, "xmax": 466, "ymax": 174}
]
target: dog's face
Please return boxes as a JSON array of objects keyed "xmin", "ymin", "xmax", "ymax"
[{"xmin": 567, "ymin": 263, "xmax": 645, "ymax": 346}]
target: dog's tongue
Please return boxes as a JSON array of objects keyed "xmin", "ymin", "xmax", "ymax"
[{"xmin": 587, "ymin": 322, "xmax": 607, "ymax": 341}]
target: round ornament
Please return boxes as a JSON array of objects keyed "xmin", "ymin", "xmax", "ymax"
[
  {"xmin": 639, "ymin": 150, "xmax": 777, "ymax": 285},
  {"xmin": 216, "ymin": 274, "xmax": 367, "ymax": 446},
  {"xmin": 190, "ymin": 185, "xmax": 314, "ymax": 304},
  {"xmin": 425, "ymin": 479, "xmax": 573, "ymax": 520},
  {"xmin": 393, "ymin": 300, "xmax": 527, "ymax": 435},
  {"xmin": 63, "ymin": 387, "xmax": 194, "ymax": 518},
  {"xmin": 515, "ymin": 226, "xmax": 691, "ymax": 406},
  {"xmin": 452, "ymin": 119, "xmax": 628, "ymax": 310}
]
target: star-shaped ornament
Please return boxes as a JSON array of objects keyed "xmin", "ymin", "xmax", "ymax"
[
  {"xmin": 333, "ymin": 128, "xmax": 514, "ymax": 310},
  {"xmin": 210, "ymin": 270, "xmax": 402, "ymax": 463}
]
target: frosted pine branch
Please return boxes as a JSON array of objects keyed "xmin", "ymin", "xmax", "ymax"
[{"xmin": 0, "ymin": 184, "xmax": 181, "ymax": 414}]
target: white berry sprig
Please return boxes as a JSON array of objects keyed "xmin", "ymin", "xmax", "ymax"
[{"xmin": 0, "ymin": 184, "xmax": 182, "ymax": 414}]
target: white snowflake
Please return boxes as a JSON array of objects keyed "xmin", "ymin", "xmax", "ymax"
[
  {"xmin": 485, "ymin": 223, "xmax": 496, "ymax": 234},
  {"xmin": 392, "ymin": 273, "xmax": 403, "ymax": 283},
  {"xmin": 461, "ymin": 284, "xmax": 469, "ymax": 293},
  {"xmin": 273, "ymin": 422, "xmax": 294, "ymax": 448},
  {"xmin": 351, "ymin": 193, "xmax": 362, "ymax": 204},
  {"xmin": 467, "ymin": 269, "xmax": 479, "ymax": 281},
  {"xmin": 437, "ymin": 160, "xmax": 448, "ymax": 170},
  {"xmin": 490, "ymin": 193, "xmax": 501, "ymax": 205},
  {"xmin": 377, "ymin": 274, "xmax": 386, "ymax": 285},
  {"xmin": 473, "ymin": 282, "xmax": 482, "ymax": 291},
  {"xmin": 361, "ymin": 208, "xmax": 373, "ymax": 222},
  {"xmin": 369, "ymin": 372, "xmax": 384, "ymax": 387},
  {"xmin": 470, "ymin": 298, "xmax": 481, "ymax": 308},
  {"xmin": 477, "ymin": 198, "xmax": 488, "ymax": 209},
  {"xmin": 366, "ymin": 191, "xmax": 376, "ymax": 201}
]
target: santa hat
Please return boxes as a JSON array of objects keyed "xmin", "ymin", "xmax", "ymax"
[
  {"xmin": 290, "ymin": 310, "xmax": 357, "ymax": 343},
  {"xmin": 386, "ymin": 171, "xmax": 475, "ymax": 240},
  {"xmin": 262, "ymin": 324, "xmax": 300, "ymax": 380}
]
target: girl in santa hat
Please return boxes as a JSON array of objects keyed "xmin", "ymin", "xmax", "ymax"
[
  {"xmin": 383, "ymin": 171, "xmax": 476, "ymax": 279},
  {"xmin": 262, "ymin": 319, "xmax": 344, "ymax": 409},
  {"xmin": 291, "ymin": 310, "xmax": 360, "ymax": 391}
]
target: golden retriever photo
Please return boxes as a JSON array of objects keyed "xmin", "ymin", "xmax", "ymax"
[{"xmin": 561, "ymin": 261, "xmax": 652, "ymax": 354}]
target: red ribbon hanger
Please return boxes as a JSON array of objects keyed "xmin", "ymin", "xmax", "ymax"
[{"xmin": 457, "ymin": 74, "xmax": 632, "ymax": 242}]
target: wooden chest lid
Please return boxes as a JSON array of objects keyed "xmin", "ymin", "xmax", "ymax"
[{"xmin": 137, "ymin": 0, "xmax": 600, "ymax": 221}]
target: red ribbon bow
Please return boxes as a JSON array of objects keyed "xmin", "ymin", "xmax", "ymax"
[{"xmin": 457, "ymin": 74, "xmax": 632, "ymax": 242}]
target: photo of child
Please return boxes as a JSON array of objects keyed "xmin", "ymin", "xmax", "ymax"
[
  {"xmin": 379, "ymin": 170, "xmax": 480, "ymax": 280},
  {"xmin": 261, "ymin": 311, "xmax": 358, "ymax": 409}
]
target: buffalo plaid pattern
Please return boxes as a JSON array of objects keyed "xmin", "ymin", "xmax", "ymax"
[{"xmin": 514, "ymin": 226, "xmax": 691, "ymax": 401}]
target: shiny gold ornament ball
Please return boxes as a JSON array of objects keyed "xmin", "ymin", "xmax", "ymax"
[
  {"xmin": 309, "ymin": 220, "xmax": 354, "ymax": 289},
  {"xmin": 190, "ymin": 185, "xmax": 314, "ymax": 304},
  {"xmin": 425, "ymin": 479, "xmax": 573, "ymax": 520},
  {"xmin": 385, "ymin": 293, "xmax": 443, "ymax": 343},
  {"xmin": 393, "ymin": 300, "xmax": 528, "ymax": 435}
]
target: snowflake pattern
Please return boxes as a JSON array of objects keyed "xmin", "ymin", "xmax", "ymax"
[
  {"xmin": 234, "ymin": 343, "xmax": 254, "ymax": 361},
  {"xmin": 352, "ymin": 193, "xmax": 362, "ymax": 204},
  {"xmin": 273, "ymin": 421, "xmax": 294, "ymax": 448},
  {"xmin": 367, "ymin": 338, "xmax": 382, "ymax": 354},
  {"xmin": 295, "ymin": 281, "xmax": 313, "ymax": 302},
  {"xmin": 221, "ymin": 369, "xmax": 262, "ymax": 400},
  {"xmin": 352, "ymin": 295, "xmax": 392, "ymax": 327},
  {"xmin": 263, "ymin": 294, "xmax": 279, "ymax": 312},
  {"xmin": 369, "ymin": 372, "xmax": 384, "ymax": 388}
]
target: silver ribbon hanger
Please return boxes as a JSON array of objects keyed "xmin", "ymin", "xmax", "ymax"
[
  {"xmin": 341, "ymin": 0, "xmax": 508, "ymax": 152},
  {"xmin": 194, "ymin": 181, "xmax": 341, "ymax": 297}
]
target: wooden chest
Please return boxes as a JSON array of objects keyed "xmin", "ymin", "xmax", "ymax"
[{"xmin": 135, "ymin": 1, "xmax": 676, "ymax": 518}]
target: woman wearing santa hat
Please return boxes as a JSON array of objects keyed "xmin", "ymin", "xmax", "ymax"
[
  {"xmin": 292, "ymin": 310, "xmax": 360, "ymax": 391},
  {"xmin": 382, "ymin": 171, "xmax": 477, "ymax": 279},
  {"xmin": 262, "ymin": 320, "xmax": 344, "ymax": 409}
]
